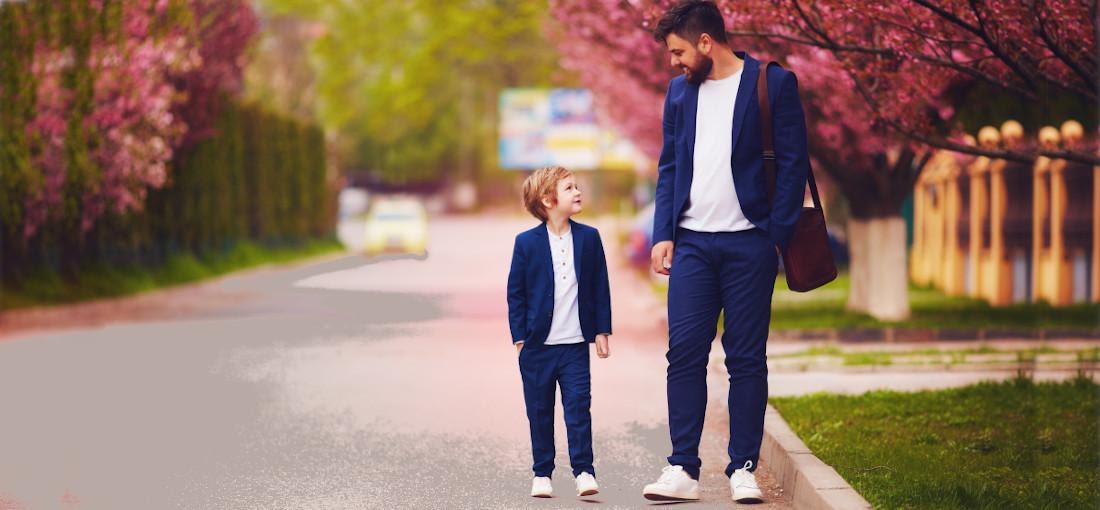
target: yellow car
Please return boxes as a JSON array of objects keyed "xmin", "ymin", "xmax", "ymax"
[{"xmin": 363, "ymin": 197, "xmax": 429, "ymax": 257}]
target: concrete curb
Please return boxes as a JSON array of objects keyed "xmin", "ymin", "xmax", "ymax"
[
  {"xmin": 766, "ymin": 361, "xmax": 1100, "ymax": 374},
  {"xmin": 769, "ymin": 327, "xmax": 1100, "ymax": 342},
  {"xmin": 762, "ymin": 405, "xmax": 872, "ymax": 509}
]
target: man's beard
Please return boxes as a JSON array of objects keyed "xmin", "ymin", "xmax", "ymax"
[{"xmin": 684, "ymin": 54, "xmax": 713, "ymax": 85}]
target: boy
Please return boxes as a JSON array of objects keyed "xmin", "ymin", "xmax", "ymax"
[{"xmin": 507, "ymin": 166, "xmax": 612, "ymax": 498}]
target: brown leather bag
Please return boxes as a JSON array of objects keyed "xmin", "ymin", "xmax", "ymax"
[{"xmin": 758, "ymin": 61, "xmax": 838, "ymax": 292}]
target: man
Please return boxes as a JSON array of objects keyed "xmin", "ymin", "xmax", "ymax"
[{"xmin": 641, "ymin": 0, "xmax": 809, "ymax": 503}]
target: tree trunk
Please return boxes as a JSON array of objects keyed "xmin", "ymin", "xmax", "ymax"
[
  {"xmin": 846, "ymin": 216, "xmax": 911, "ymax": 320},
  {"xmin": 810, "ymin": 147, "xmax": 931, "ymax": 321}
]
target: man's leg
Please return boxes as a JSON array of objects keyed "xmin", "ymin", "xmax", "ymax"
[
  {"xmin": 665, "ymin": 229, "xmax": 722, "ymax": 480},
  {"xmin": 717, "ymin": 228, "xmax": 777, "ymax": 476},
  {"xmin": 519, "ymin": 346, "xmax": 558, "ymax": 477},
  {"xmin": 559, "ymin": 342, "xmax": 594, "ymax": 477}
]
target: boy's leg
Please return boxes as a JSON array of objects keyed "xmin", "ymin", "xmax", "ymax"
[
  {"xmin": 665, "ymin": 229, "xmax": 722, "ymax": 480},
  {"xmin": 716, "ymin": 229, "xmax": 777, "ymax": 476},
  {"xmin": 519, "ymin": 345, "xmax": 558, "ymax": 477},
  {"xmin": 558, "ymin": 342, "xmax": 594, "ymax": 477}
]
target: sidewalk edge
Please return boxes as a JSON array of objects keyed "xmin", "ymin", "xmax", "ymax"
[{"xmin": 762, "ymin": 404, "xmax": 872, "ymax": 510}]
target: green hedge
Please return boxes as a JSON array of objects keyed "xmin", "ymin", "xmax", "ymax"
[
  {"xmin": 1, "ymin": 1, "xmax": 48, "ymax": 278},
  {"xmin": 2, "ymin": 1, "xmax": 334, "ymax": 284},
  {"xmin": 1, "ymin": 100, "xmax": 335, "ymax": 283}
]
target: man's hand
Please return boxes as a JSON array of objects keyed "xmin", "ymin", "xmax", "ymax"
[
  {"xmin": 515, "ymin": 341, "xmax": 524, "ymax": 355},
  {"xmin": 650, "ymin": 241, "xmax": 674, "ymax": 275},
  {"xmin": 595, "ymin": 335, "xmax": 610, "ymax": 358}
]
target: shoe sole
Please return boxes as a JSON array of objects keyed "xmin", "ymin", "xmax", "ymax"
[
  {"xmin": 733, "ymin": 489, "xmax": 764, "ymax": 504},
  {"xmin": 531, "ymin": 493, "xmax": 552, "ymax": 498},
  {"xmin": 578, "ymin": 489, "xmax": 599, "ymax": 497},
  {"xmin": 643, "ymin": 492, "xmax": 700, "ymax": 502}
]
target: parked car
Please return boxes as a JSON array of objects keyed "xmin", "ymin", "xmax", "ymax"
[
  {"xmin": 624, "ymin": 201, "xmax": 656, "ymax": 269},
  {"xmin": 363, "ymin": 197, "xmax": 428, "ymax": 257}
]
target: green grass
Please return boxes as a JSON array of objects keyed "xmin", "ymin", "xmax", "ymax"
[
  {"xmin": 646, "ymin": 270, "xmax": 1095, "ymax": 329},
  {"xmin": 771, "ymin": 377, "xmax": 1100, "ymax": 509},
  {"xmin": 773, "ymin": 344, "xmax": 1007, "ymax": 359},
  {"xmin": 650, "ymin": 272, "xmax": 1099, "ymax": 330},
  {"xmin": 1, "ymin": 238, "xmax": 344, "ymax": 310},
  {"xmin": 769, "ymin": 273, "xmax": 1099, "ymax": 330}
]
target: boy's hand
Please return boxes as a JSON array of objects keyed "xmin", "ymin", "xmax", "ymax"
[
  {"xmin": 515, "ymin": 341, "xmax": 524, "ymax": 355},
  {"xmin": 595, "ymin": 335, "xmax": 610, "ymax": 358},
  {"xmin": 651, "ymin": 241, "xmax": 674, "ymax": 275}
]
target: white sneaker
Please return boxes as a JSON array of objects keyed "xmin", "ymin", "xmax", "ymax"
[
  {"xmin": 575, "ymin": 472, "xmax": 599, "ymax": 497},
  {"xmin": 730, "ymin": 460, "xmax": 764, "ymax": 503},
  {"xmin": 530, "ymin": 476, "xmax": 553, "ymax": 498},
  {"xmin": 642, "ymin": 465, "xmax": 700, "ymax": 501}
]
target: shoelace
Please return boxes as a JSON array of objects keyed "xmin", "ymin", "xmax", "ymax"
[
  {"xmin": 732, "ymin": 460, "xmax": 758, "ymax": 488},
  {"xmin": 658, "ymin": 465, "xmax": 684, "ymax": 484}
]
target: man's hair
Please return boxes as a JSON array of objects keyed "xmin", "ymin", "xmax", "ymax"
[
  {"xmin": 653, "ymin": 0, "xmax": 728, "ymax": 45},
  {"xmin": 522, "ymin": 166, "xmax": 572, "ymax": 222}
]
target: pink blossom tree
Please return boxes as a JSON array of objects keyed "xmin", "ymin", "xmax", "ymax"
[
  {"xmin": 547, "ymin": 0, "xmax": 1091, "ymax": 318},
  {"xmin": 172, "ymin": 0, "xmax": 258, "ymax": 146},
  {"xmin": 721, "ymin": 0, "xmax": 1097, "ymax": 165},
  {"xmin": 18, "ymin": 0, "xmax": 256, "ymax": 245}
]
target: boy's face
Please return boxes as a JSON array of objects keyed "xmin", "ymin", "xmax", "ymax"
[{"xmin": 543, "ymin": 175, "xmax": 582, "ymax": 218}]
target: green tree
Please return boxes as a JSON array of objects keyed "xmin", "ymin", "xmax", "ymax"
[{"xmin": 255, "ymin": 0, "xmax": 566, "ymax": 185}]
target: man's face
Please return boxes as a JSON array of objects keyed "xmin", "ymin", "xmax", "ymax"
[{"xmin": 666, "ymin": 33, "xmax": 713, "ymax": 85}]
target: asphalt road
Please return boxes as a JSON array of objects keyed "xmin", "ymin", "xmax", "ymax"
[{"xmin": 0, "ymin": 215, "xmax": 790, "ymax": 509}]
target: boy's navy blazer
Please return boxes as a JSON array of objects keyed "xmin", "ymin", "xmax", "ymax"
[
  {"xmin": 507, "ymin": 220, "xmax": 612, "ymax": 347},
  {"xmin": 652, "ymin": 52, "xmax": 810, "ymax": 250}
]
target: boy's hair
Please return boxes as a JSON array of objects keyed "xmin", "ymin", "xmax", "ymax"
[
  {"xmin": 653, "ymin": 0, "xmax": 728, "ymax": 45},
  {"xmin": 522, "ymin": 166, "xmax": 572, "ymax": 222}
]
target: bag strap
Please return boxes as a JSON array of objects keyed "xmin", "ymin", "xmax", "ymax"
[{"xmin": 758, "ymin": 61, "xmax": 823, "ymax": 211}]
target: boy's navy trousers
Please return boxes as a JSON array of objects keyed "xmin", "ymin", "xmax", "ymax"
[
  {"xmin": 666, "ymin": 227, "xmax": 777, "ymax": 480},
  {"xmin": 518, "ymin": 342, "xmax": 594, "ymax": 478}
]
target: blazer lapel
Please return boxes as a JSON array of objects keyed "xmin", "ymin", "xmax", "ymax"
[
  {"xmin": 729, "ymin": 52, "xmax": 759, "ymax": 159},
  {"xmin": 570, "ymin": 220, "xmax": 584, "ymax": 280},
  {"xmin": 683, "ymin": 81, "xmax": 700, "ymax": 183},
  {"xmin": 537, "ymin": 223, "xmax": 553, "ymax": 284}
]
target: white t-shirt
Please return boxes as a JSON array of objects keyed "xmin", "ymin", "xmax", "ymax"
[
  {"xmin": 545, "ymin": 228, "xmax": 584, "ymax": 345},
  {"xmin": 680, "ymin": 69, "xmax": 755, "ymax": 233}
]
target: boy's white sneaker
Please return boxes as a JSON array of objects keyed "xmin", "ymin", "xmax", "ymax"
[
  {"xmin": 530, "ymin": 476, "xmax": 553, "ymax": 498},
  {"xmin": 642, "ymin": 465, "xmax": 700, "ymax": 501},
  {"xmin": 730, "ymin": 460, "xmax": 764, "ymax": 503},
  {"xmin": 575, "ymin": 472, "xmax": 599, "ymax": 497}
]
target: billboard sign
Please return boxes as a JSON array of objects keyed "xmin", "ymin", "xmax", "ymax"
[{"xmin": 499, "ymin": 88, "xmax": 614, "ymax": 170}]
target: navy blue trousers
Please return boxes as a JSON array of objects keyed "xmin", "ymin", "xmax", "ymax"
[
  {"xmin": 518, "ymin": 342, "xmax": 594, "ymax": 478},
  {"xmin": 666, "ymin": 228, "xmax": 777, "ymax": 479}
]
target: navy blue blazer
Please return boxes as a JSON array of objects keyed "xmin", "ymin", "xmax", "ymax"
[
  {"xmin": 652, "ymin": 52, "xmax": 810, "ymax": 250},
  {"xmin": 507, "ymin": 220, "xmax": 612, "ymax": 347}
]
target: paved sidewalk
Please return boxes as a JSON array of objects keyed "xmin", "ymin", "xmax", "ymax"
[{"xmin": 759, "ymin": 338, "xmax": 1099, "ymax": 396}]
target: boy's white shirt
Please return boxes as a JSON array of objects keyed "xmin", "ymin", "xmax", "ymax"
[{"xmin": 544, "ymin": 227, "xmax": 585, "ymax": 345}]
